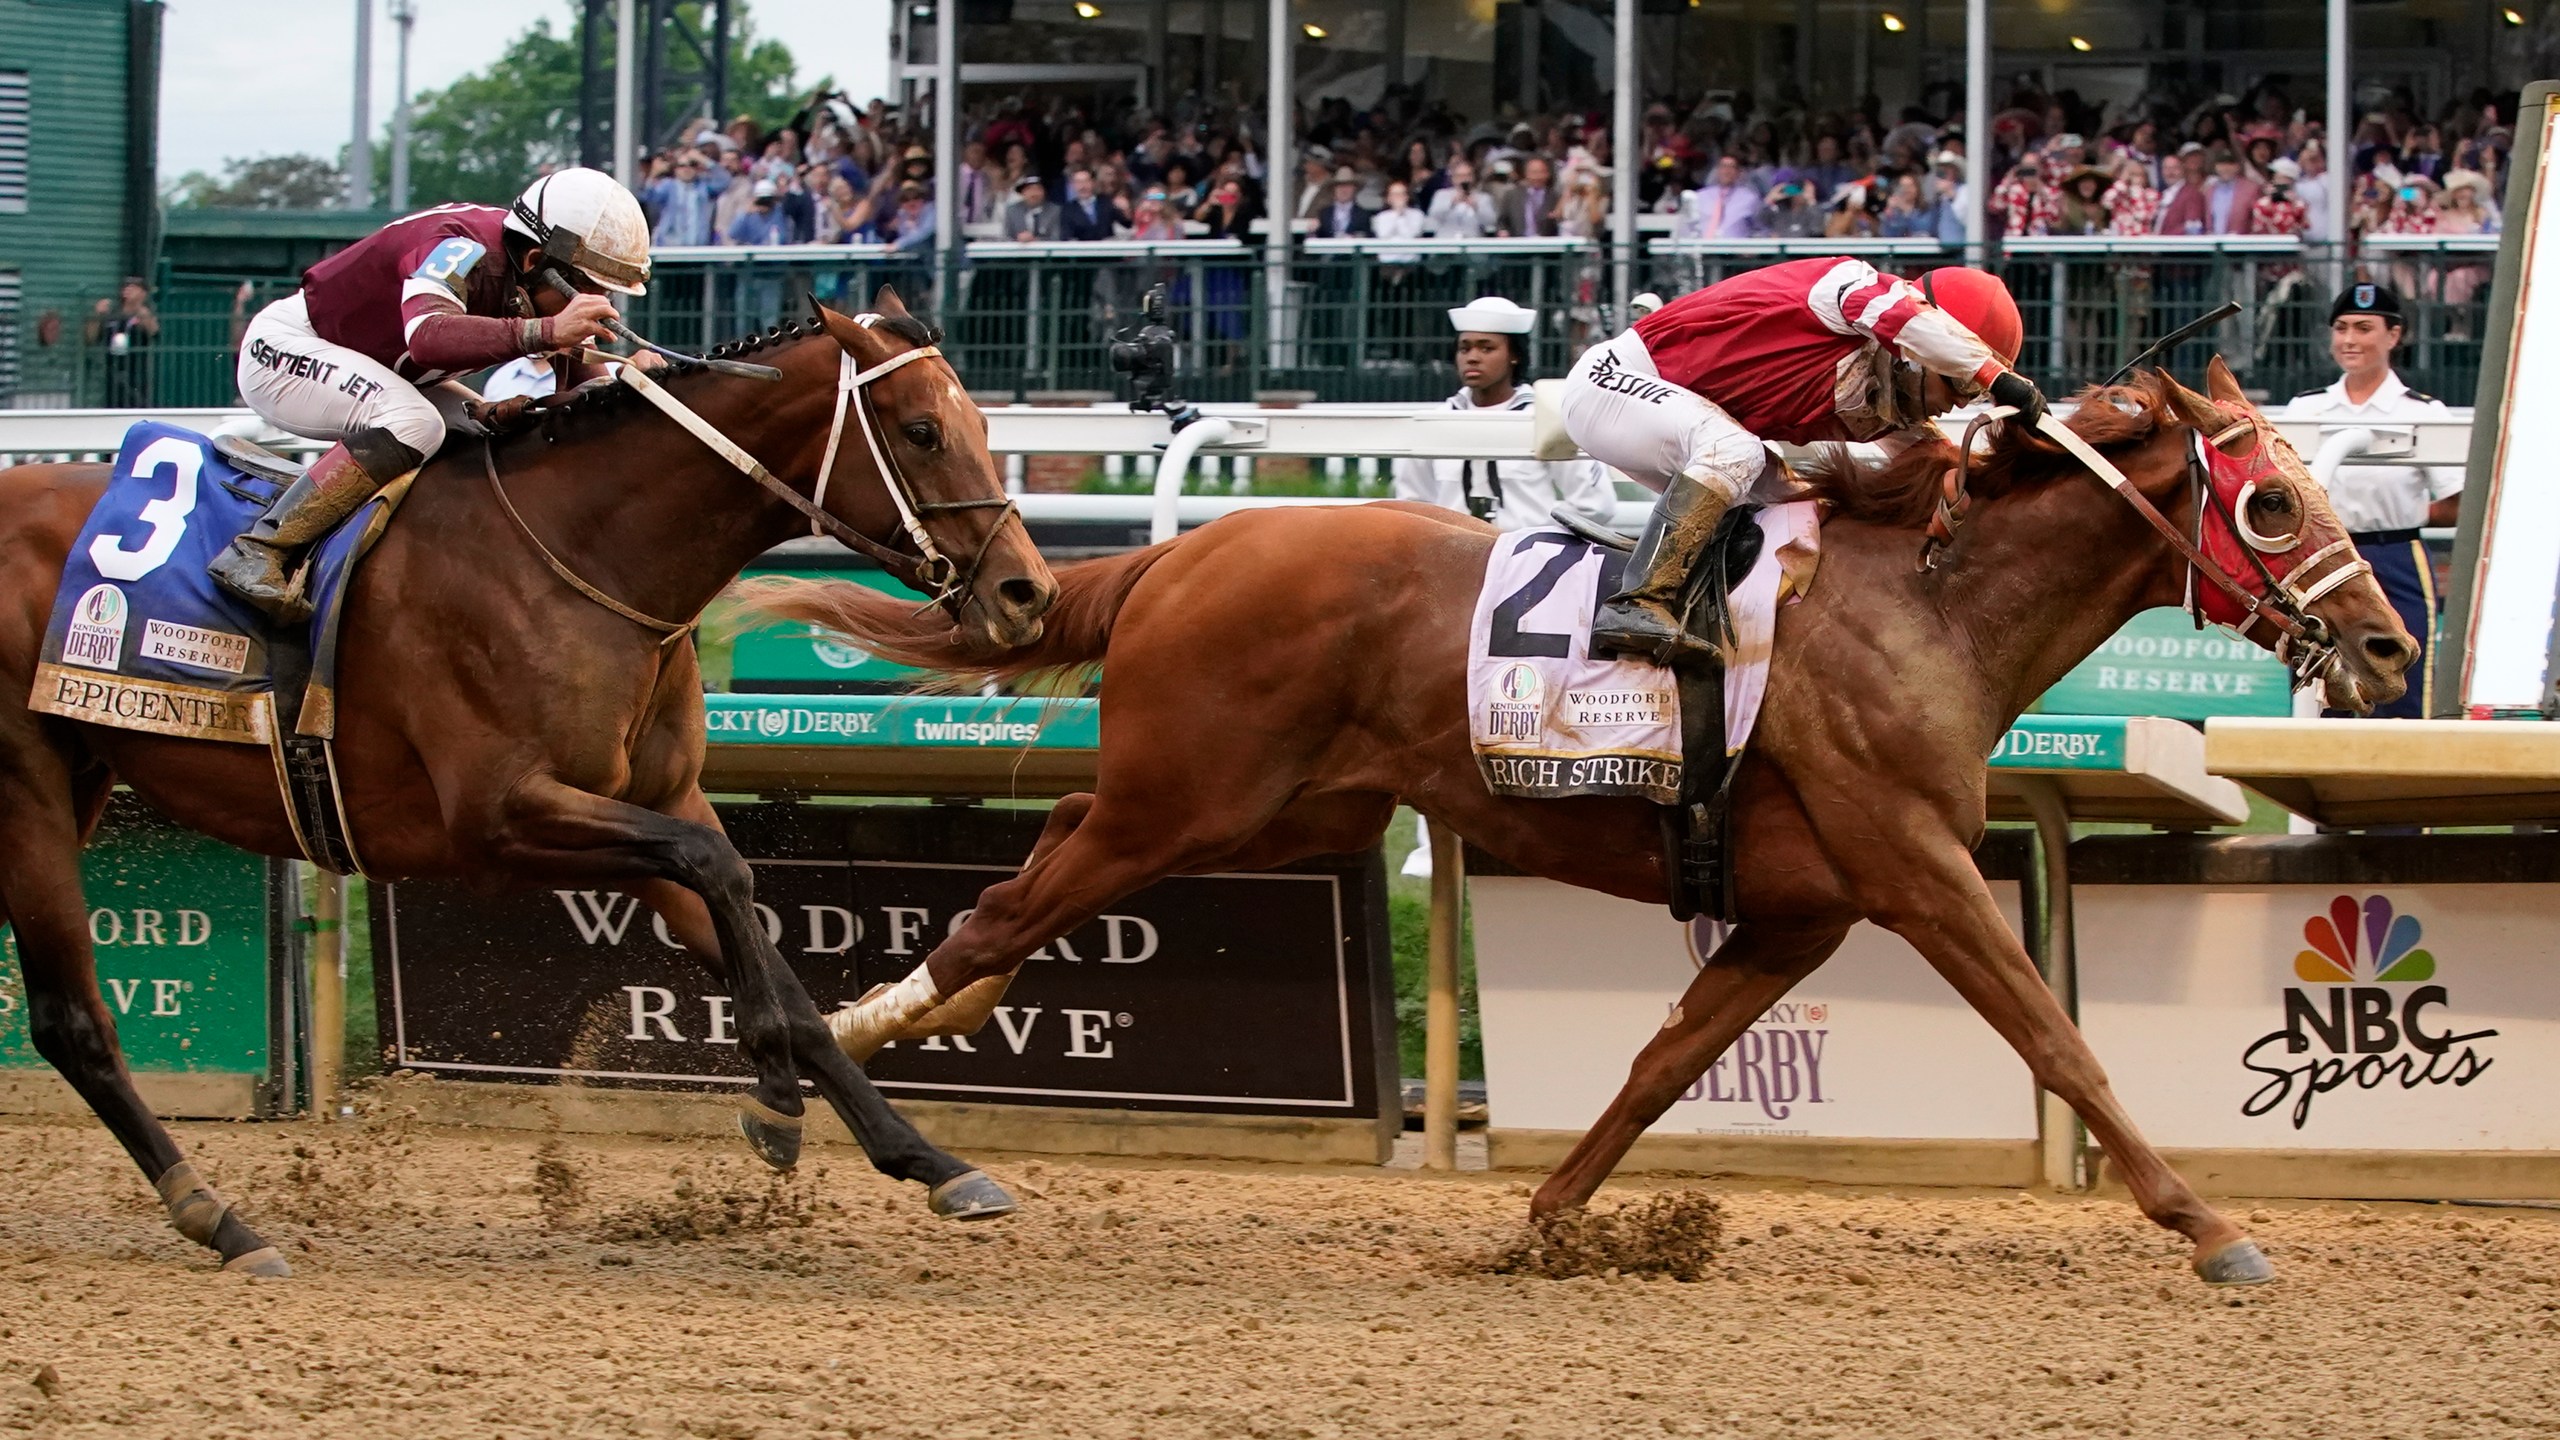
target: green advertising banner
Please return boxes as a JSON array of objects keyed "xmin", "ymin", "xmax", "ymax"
[
  {"xmin": 2035, "ymin": 608, "xmax": 2294, "ymax": 720},
  {"xmin": 0, "ymin": 797, "xmax": 282, "ymax": 1095},
  {"xmin": 729, "ymin": 568, "xmax": 923, "ymax": 690}
]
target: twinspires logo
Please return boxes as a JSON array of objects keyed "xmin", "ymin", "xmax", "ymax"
[{"xmin": 2240, "ymin": 894, "xmax": 2497, "ymax": 1128}]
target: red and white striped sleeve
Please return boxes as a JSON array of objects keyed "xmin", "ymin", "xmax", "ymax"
[{"xmin": 1804, "ymin": 258, "xmax": 2006, "ymax": 392}]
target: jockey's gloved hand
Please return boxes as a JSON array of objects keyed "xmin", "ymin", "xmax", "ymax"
[{"xmin": 1988, "ymin": 369, "xmax": 2048, "ymax": 427}]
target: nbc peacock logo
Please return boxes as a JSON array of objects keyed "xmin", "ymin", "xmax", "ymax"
[
  {"xmin": 2293, "ymin": 894, "xmax": 2434, "ymax": 984},
  {"xmin": 2242, "ymin": 894, "xmax": 2495, "ymax": 1128}
]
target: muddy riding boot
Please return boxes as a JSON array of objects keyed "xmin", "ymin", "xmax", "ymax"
[
  {"xmin": 209, "ymin": 433, "xmax": 414, "ymax": 623},
  {"xmin": 1591, "ymin": 471, "xmax": 1735, "ymax": 666}
]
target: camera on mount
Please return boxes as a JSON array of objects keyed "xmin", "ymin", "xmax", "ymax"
[{"xmin": 1109, "ymin": 284, "xmax": 1188, "ymax": 418}]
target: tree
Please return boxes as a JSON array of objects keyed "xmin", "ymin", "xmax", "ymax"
[
  {"xmin": 379, "ymin": 3, "xmax": 818, "ymax": 208},
  {"xmin": 165, "ymin": 154, "xmax": 347, "ymax": 210}
]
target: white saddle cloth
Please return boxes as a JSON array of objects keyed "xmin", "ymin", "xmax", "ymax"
[{"xmin": 1466, "ymin": 503, "xmax": 1821, "ymax": 805}]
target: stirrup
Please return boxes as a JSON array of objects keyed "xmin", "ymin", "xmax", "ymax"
[{"xmin": 1592, "ymin": 600, "xmax": 1716, "ymax": 667}]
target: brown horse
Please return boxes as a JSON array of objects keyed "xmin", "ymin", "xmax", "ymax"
[
  {"xmin": 753, "ymin": 361, "xmax": 2416, "ymax": 1285},
  {"xmin": 0, "ymin": 293, "xmax": 1052, "ymax": 1275}
]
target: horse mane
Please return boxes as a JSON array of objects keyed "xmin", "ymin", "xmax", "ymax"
[
  {"xmin": 541, "ymin": 310, "xmax": 945, "ymax": 425},
  {"xmin": 1801, "ymin": 373, "xmax": 2180, "ymax": 530}
]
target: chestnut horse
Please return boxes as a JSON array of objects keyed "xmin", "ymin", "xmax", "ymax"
[
  {"xmin": 0, "ymin": 294, "xmax": 1051, "ymax": 1275},
  {"xmin": 756, "ymin": 361, "xmax": 2416, "ymax": 1286}
]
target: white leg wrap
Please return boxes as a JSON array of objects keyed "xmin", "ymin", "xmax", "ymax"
[{"xmin": 826, "ymin": 964, "xmax": 943, "ymax": 1059}]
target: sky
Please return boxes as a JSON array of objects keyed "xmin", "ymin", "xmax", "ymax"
[{"xmin": 156, "ymin": 0, "xmax": 896, "ymax": 181}]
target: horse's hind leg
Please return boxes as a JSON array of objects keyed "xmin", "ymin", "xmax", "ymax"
[
  {"xmin": 1530, "ymin": 920, "xmax": 1848, "ymax": 1218},
  {"xmin": 834, "ymin": 790, "xmax": 1391, "ymax": 1058},
  {"xmin": 491, "ymin": 780, "xmax": 999, "ymax": 1216},
  {"xmin": 0, "ymin": 754, "xmax": 288, "ymax": 1274}
]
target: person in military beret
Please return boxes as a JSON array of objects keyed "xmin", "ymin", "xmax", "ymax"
[{"xmin": 2280, "ymin": 281, "xmax": 2459, "ymax": 718}]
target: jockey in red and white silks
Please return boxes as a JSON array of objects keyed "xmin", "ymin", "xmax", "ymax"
[
  {"xmin": 212, "ymin": 167, "xmax": 652, "ymax": 621},
  {"xmin": 1560, "ymin": 257, "xmax": 2043, "ymax": 664}
]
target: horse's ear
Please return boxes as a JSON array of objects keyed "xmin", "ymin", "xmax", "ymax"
[
  {"xmin": 2162, "ymin": 373, "xmax": 2226, "ymax": 434},
  {"xmin": 872, "ymin": 284, "xmax": 912, "ymax": 318},
  {"xmin": 2203, "ymin": 354, "xmax": 2250, "ymax": 411}
]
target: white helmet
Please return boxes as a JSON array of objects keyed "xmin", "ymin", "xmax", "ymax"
[{"xmin": 505, "ymin": 167, "xmax": 651, "ymax": 295}]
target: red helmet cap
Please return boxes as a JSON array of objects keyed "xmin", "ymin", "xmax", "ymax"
[{"xmin": 1917, "ymin": 266, "xmax": 2023, "ymax": 365}]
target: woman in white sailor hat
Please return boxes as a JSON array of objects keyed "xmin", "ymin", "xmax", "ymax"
[{"xmin": 1391, "ymin": 295, "xmax": 1618, "ymax": 532}]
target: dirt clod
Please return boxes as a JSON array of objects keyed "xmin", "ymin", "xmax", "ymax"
[{"xmin": 1486, "ymin": 1191, "xmax": 1725, "ymax": 1281}]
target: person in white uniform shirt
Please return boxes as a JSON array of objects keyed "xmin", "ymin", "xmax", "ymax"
[
  {"xmin": 1392, "ymin": 296, "xmax": 1617, "ymax": 530},
  {"xmin": 1395, "ymin": 296, "xmax": 1620, "ymax": 877},
  {"xmin": 2282, "ymin": 281, "xmax": 2459, "ymax": 718}
]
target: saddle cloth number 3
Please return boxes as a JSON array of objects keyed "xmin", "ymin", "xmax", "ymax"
[{"xmin": 89, "ymin": 435, "xmax": 202, "ymax": 582}]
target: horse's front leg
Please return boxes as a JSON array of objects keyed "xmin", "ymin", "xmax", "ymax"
[
  {"xmin": 487, "ymin": 779, "xmax": 1006, "ymax": 1217},
  {"xmin": 1819, "ymin": 798, "xmax": 2267, "ymax": 1285},
  {"xmin": 1530, "ymin": 920, "xmax": 1848, "ymax": 1218}
]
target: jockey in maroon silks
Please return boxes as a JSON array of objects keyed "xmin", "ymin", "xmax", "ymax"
[
  {"xmin": 1559, "ymin": 258, "xmax": 2042, "ymax": 664},
  {"xmin": 212, "ymin": 168, "xmax": 653, "ymax": 619}
]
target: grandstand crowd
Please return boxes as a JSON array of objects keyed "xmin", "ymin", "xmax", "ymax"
[{"xmin": 623, "ymin": 79, "xmax": 2514, "ymax": 253}]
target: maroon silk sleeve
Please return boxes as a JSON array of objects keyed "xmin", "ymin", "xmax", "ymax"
[{"xmin": 405, "ymin": 309, "xmax": 550, "ymax": 373}]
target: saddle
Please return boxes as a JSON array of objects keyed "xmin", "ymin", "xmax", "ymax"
[
  {"xmin": 31, "ymin": 424, "xmax": 411, "ymax": 875},
  {"xmin": 1555, "ymin": 504, "xmax": 1763, "ymax": 923}
]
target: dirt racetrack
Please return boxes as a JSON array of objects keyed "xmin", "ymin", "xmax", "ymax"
[{"xmin": 0, "ymin": 1108, "xmax": 2553, "ymax": 1439}]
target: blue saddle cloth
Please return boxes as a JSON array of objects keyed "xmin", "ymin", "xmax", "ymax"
[{"xmin": 29, "ymin": 422, "xmax": 393, "ymax": 746}]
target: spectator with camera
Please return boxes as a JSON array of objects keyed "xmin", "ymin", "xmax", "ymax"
[{"xmin": 641, "ymin": 149, "xmax": 724, "ymax": 246}]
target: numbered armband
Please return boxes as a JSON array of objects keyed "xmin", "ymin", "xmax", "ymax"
[{"xmin": 408, "ymin": 235, "xmax": 488, "ymax": 301}]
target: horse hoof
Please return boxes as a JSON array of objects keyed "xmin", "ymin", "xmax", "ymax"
[
  {"xmin": 222, "ymin": 1246, "xmax": 293, "ymax": 1278},
  {"xmin": 2192, "ymin": 1237, "xmax": 2274, "ymax": 1287},
  {"xmin": 737, "ymin": 1109, "xmax": 804, "ymax": 1171},
  {"xmin": 928, "ymin": 1170, "xmax": 1018, "ymax": 1221}
]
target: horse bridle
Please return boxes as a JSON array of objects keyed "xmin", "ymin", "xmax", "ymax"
[
  {"xmin": 611, "ymin": 319, "xmax": 1019, "ymax": 613},
  {"xmin": 1925, "ymin": 391, "xmax": 2363, "ymax": 692}
]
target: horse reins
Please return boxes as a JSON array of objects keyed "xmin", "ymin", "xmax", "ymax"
[
  {"xmin": 1930, "ymin": 395, "xmax": 2364, "ymax": 689},
  {"xmin": 481, "ymin": 324, "xmax": 1019, "ymax": 639}
]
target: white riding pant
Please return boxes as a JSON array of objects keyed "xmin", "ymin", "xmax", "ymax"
[
  {"xmin": 1559, "ymin": 328, "xmax": 1769, "ymax": 501},
  {"xmin": 236, "ymin": 292, "xmax": 465, "ymax": 459}
]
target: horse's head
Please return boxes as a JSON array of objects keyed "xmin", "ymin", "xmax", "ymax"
[
  {"xmin": 2126, "ymin": 357, "xmax": 2416, "ymax": 713},
  {"xmin": 810, "ymin": 289, "xmax": 1055, "ymax": 648}
]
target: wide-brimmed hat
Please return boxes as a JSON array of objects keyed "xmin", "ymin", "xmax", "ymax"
[
  {"xmin": 1447, "ymin": 296, "xmax": 1536, "ymax": 334},
  {"xmin": 2441, "ymin": 168, "xmax": 2493, "ymax": 199}
]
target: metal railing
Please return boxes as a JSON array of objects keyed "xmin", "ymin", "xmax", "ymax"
[{"xmin": 9, "ymin": 237, "xmax": 2501, "ymax": 412}]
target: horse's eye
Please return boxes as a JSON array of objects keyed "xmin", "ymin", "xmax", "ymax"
[
  {"xmin": 903, "ymin": 420, "xmax": 941, "ymax": 449},
  {"xmin": 2251, "ymin": 488, "xmax": 2293, "ymax": 516}
]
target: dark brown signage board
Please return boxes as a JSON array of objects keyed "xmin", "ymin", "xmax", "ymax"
[{"xmin": 374, "ymin": 803, "xmax": 1397, "ymax": 1122}]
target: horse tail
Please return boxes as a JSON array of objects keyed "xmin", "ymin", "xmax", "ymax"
[{"xmin": 736, "ymin": 542, "xmax": 1175, "ymax": 689}]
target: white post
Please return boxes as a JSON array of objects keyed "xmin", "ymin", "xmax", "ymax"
[
  {"xmin": 388, "ymin": 0, "xmax": 415, "ymax": 212},
  {"xmin": 613, "ymin": 0, "xmax": 636, "ymax": 186},
  {"xmin": 2325, "ymin": 0, "xmax": 2351, "ymax": 286},
  {"xmin": 1962, "ymin": 0, "xmax": 1988, "ymax": 266},
  {"xmin": 303, "ymin": 865, "xmax": 347, "ymax": 1121},
  {"xmin": 1266, "ymin": 0, "xmax": 1291, "ymax": 367},
  {"xmin": 934, "ymin": 0, "xmax": 959, "ymax": 270},
  {"xmin": 347, "ymin": 0, "xmax": 374, "ymax": 209},
  {"xmin": 1611, "ymin": 0, "xmax": 1636, "ymax": 319},
  {"xmin": 1423, "ymin": 823, "xmax": 1465, "ymax": 1171}
]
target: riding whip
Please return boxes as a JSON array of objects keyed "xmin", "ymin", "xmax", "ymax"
[
  {"xmin": 2101, "ymin": 301, "xmax": 2242, "ymax": 389},
  {"xmin": 539, "ymin": 272, "xmax": 783, "ymax": 381}
]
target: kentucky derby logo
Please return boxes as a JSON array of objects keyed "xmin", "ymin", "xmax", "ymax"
[
  {"xmin": 62, "ymin": 584, "xmax": 129, "ymax": 670},
  {"xmin": 2241, "ymin": 894, "xmax": 2495, "ymax": 1128},
  {"xmin": 1486, "ymin": 662, "xmax": 1542, "ymax": 742}
]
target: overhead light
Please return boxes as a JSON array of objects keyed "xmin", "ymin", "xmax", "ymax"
[
  {"xmin": 1074, "ymin": 1, "xmax": 1101, "ymax": 15},
  {"xmin": 1301, "ymin": 21, "xmax": 1327, "ymax": 38},
  {"xmin": 2503, "ymin": 6, "xmax": 2526, "ymax": 23},
  {"xmin": 2068, "ymin": 34, "xmax": 2092, "ymax": 50},
  {"xmin": 1879, "ymin": 12, "xmax": 1905, "ymax": 31}
]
